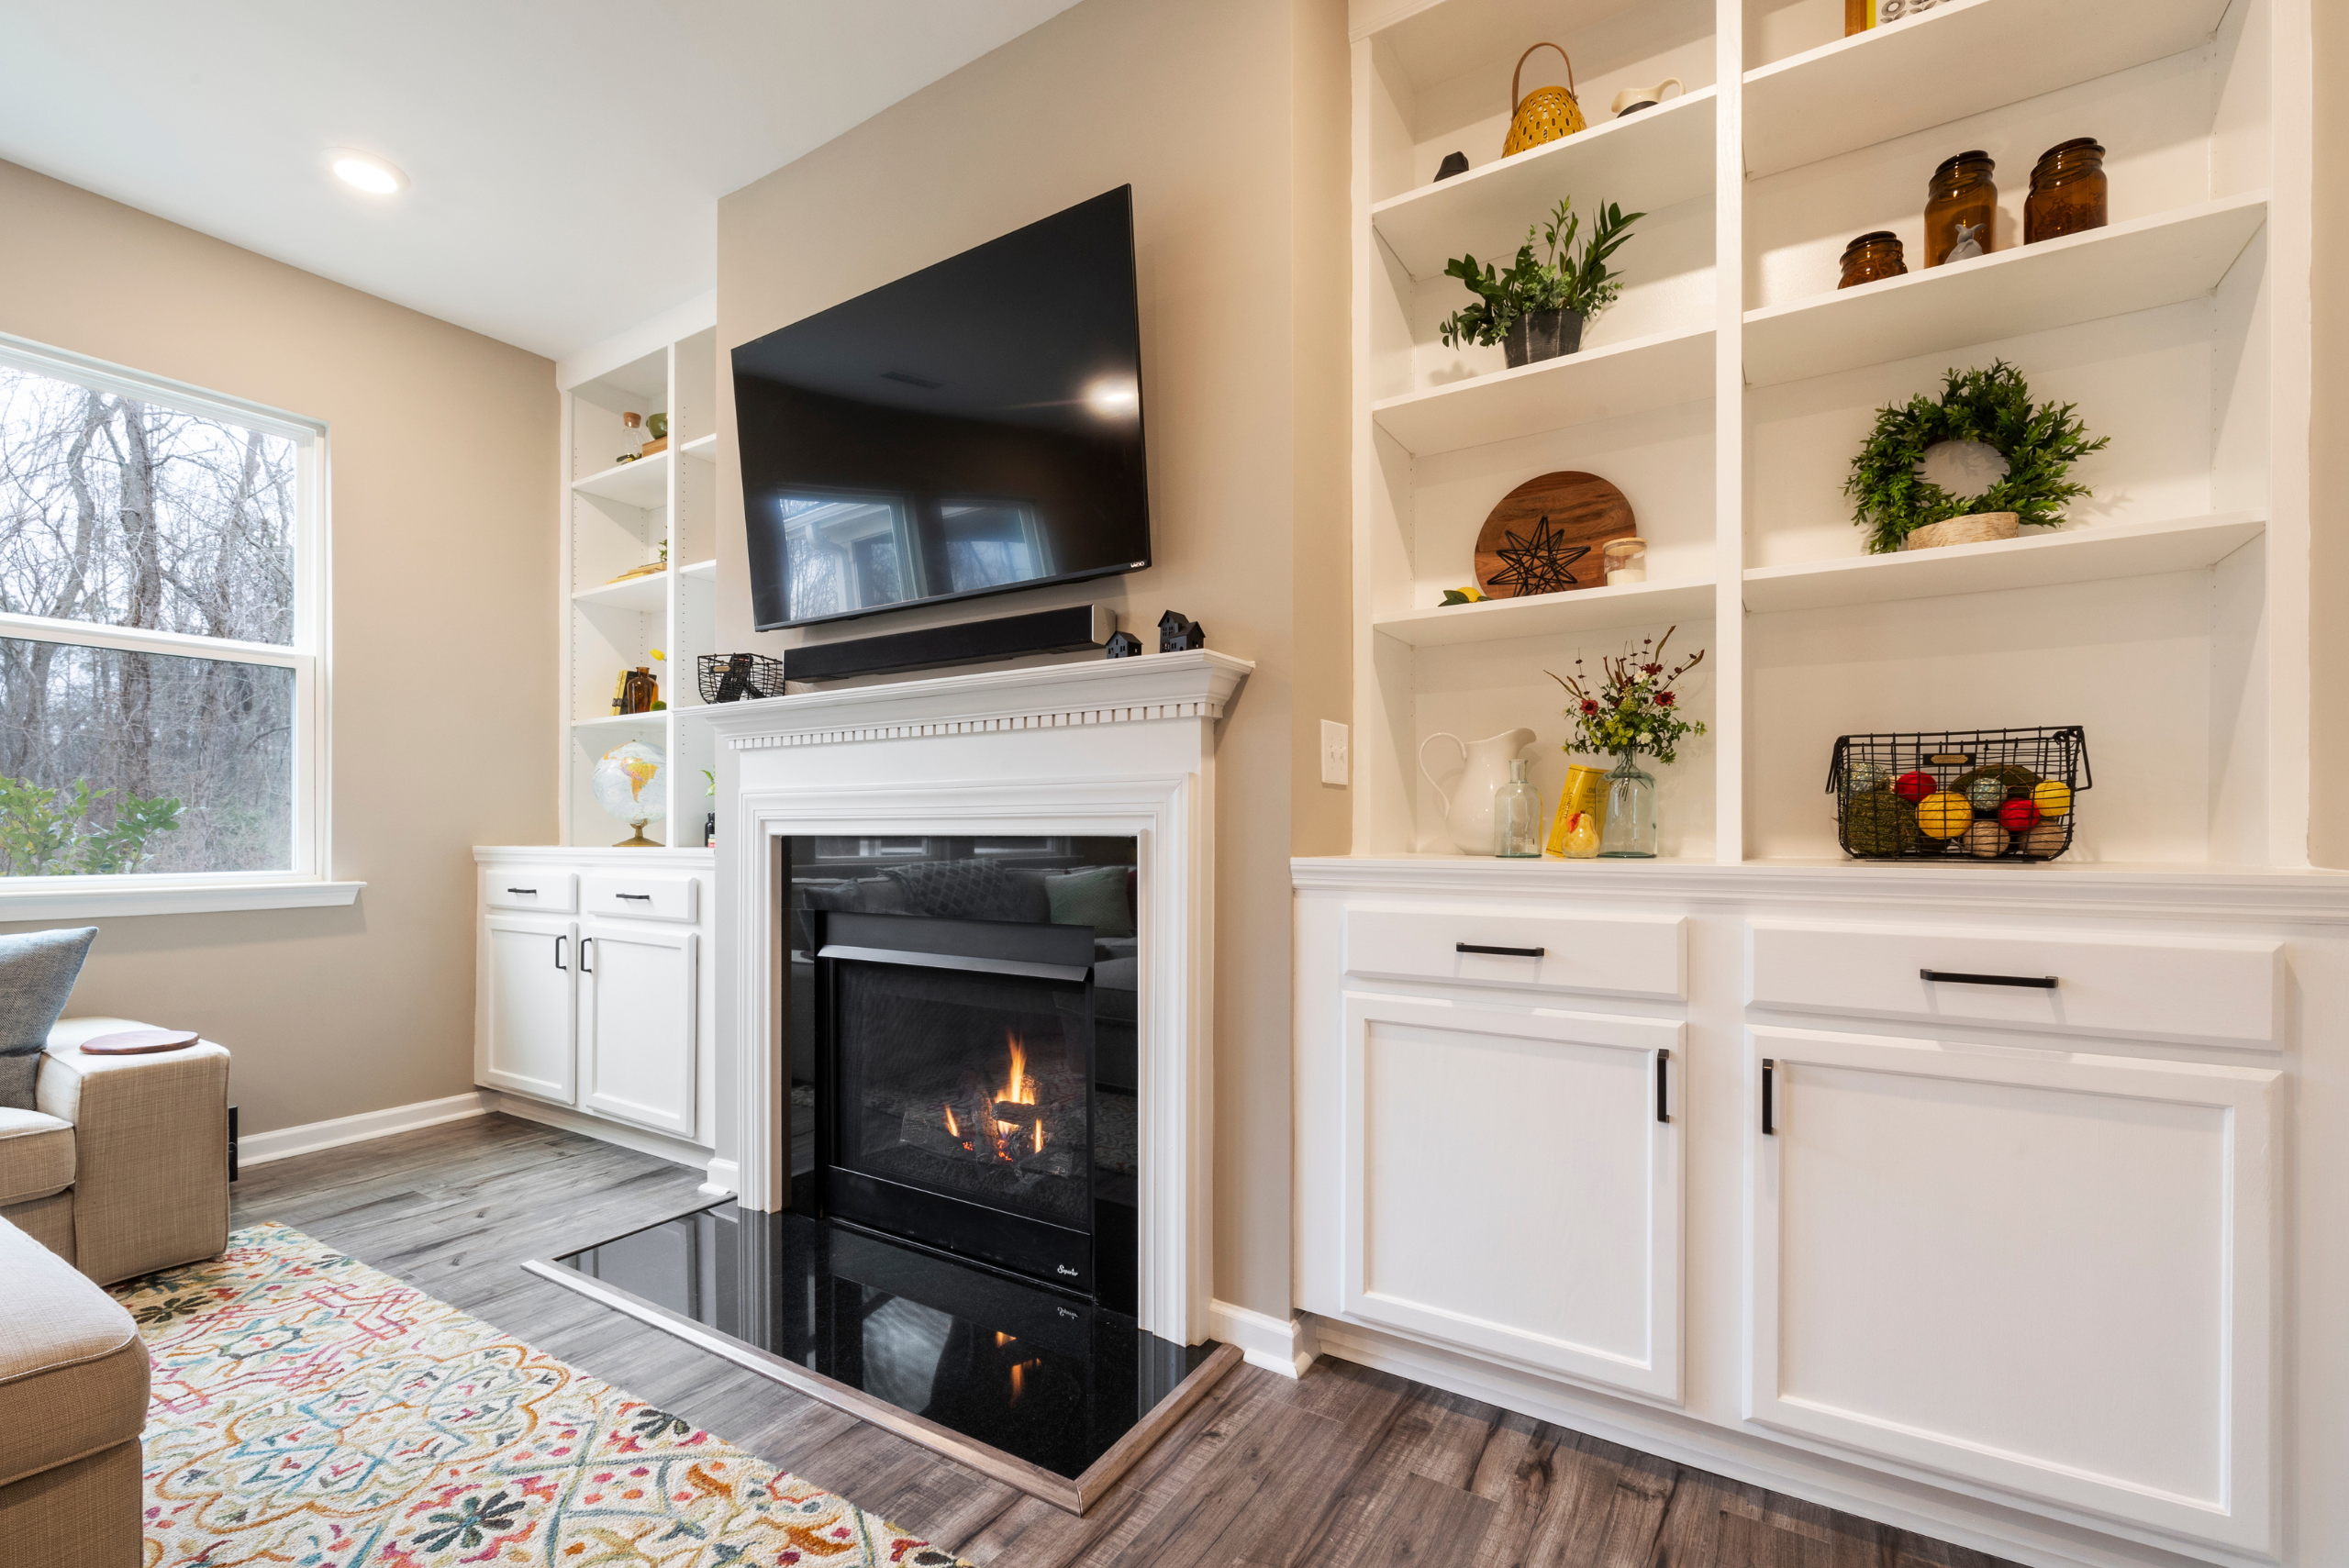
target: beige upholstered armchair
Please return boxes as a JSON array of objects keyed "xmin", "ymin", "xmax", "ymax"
[{"xmin": 0, "ymin": 1018, "xmax": 229, "ymax": 1565}]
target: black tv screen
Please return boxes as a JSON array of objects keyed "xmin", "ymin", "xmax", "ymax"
[{"xmin": 733, "ymin": 186, "xmax": 1151, "ymax": 631}]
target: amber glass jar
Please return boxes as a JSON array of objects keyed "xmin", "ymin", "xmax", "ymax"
[
  {"xmin": 1838, "ymin": 231, "xmax": 1908, "ymax": 289},
  {"xmin": 1923, "ymin": 150, "xmax": 1997, "ymax": 267},
  {"xmin": 2025, "ymin": 138, "xmax": 2108, "ymax": 244}
]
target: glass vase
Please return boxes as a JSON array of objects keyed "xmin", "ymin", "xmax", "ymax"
[
  {"xmin": 1493, "ymin": 758, "xmax": 1545, "ymax": 858},
  {"xmin": 1599, "ymin": 753, "xmax": 1658, "ymax": 859}
]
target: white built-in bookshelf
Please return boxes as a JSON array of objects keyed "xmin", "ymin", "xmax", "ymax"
[
  {"xmin": 557, "ymin": 311, "xmax": 721, "ymax": 848},
  {"xmin": 1349, "ymin": 0, "xmax": 2305, "ymax": 868}
]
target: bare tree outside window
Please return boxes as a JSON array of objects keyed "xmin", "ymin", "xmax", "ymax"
[{"xmin": 0, "ymin": 359, "xmax": 308, "ymax": 877}]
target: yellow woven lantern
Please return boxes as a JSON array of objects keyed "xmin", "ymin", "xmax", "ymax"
[
  {"xmin": 1916, "ymin": 791, "xmax": 1975, "ymax": 840},
  {"xmin": 1503, "ymin": 43, "xmax": 1588, "ymax": 158}
]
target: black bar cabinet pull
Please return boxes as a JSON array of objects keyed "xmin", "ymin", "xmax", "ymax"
[
  {"xmin": 1655, "ymin": 1050, "xmax": 1670, "ymax": 1124},
  {"xmin": 617, "ymin": 893, "xmax": 653, "ymax": 901},
  {"xmin": 1762, "ymin": 1060, "xmax": 1776, "ymax": 1135},
  {"xmin": 553, "ymin": 935, "xmax": 567, "ymax": 971},
  {"xmin": 1920, "ymin": 968, "xmax": 2058, "ymax": 989},
  {"xmin": 1457, "ymin": 942, "xmax": 1546, "ymax": 958},
  {"xmin": 507, "ymin": 886, "xmax": 537, "ymax": 895},
  {"xmin": 579, "ymin": 938, "xmax": 595, "ymax": 974}
]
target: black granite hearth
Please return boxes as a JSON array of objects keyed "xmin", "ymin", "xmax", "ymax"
[{"xmin": 553, "ymin": 1203, "xmax": 1212, "ymax": 1480}]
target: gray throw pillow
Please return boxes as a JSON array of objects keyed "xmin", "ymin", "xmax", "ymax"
[
  {"xmin": 1046, "ymin": 864, "xmax": 1136, "ymax": 938},
  {"xmin": 0, "ymin": 926, "xmax": 97, "ymax": 1110}
]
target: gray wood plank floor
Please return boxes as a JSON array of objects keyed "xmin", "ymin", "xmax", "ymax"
[{"xmin": 228, "ymin": 1112, "xmax": 2023, "ymax": 1568}]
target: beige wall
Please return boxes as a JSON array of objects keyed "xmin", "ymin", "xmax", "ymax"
[
  {"xmin": 2310, "ymin": 4, "xmax": 2348, "ymax": 869},
  {"xmin": 715, "ymin": 0, "xmax": 1351, "ymax": 1319},
  {"xmin": 0, "ymin": 160, "xmax": 559, "ymax": 1134}
]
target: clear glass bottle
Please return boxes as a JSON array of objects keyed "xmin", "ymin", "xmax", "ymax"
[
  {"xmin": 1599, "ymin": 753, "xmax": 1659, "ymax": 859},
  {"xmin": 1837, "ymin": 230, "xmax": 1909, "ymax": 289},
  {"xmin": 2025, "ymin": 138, "xmax": 2108, "ymax": 245},
  {"xmin": 1923, "ymin": 150, "xmax": 1997, "ymax": 267},
  {"xmin": 1494, "ymin": 759, "xmax": 1544, "ymax": 858}
]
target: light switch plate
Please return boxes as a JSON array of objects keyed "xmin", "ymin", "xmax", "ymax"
[{"xmin": 1320, "ymin": 720, "xmax": 1350, "ymax": 786}]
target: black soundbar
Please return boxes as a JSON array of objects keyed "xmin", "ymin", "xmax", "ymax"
[{"xmin": 785, "ymin": 605, "xmax": 1116, "ymax": 684}]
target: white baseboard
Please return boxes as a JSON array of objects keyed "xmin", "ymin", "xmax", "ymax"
[
  {"xmin": 700, "ymin": 1158, "xmax": 740, "ymax": 1198},
  {"xmin": 483, "ymin": 1090, "xmax": 718, "ymax": 1175},
  {"xmin": 1309, "ymin": 1317, "xmax": 2196, "ymax": 1568},
  {"xmin": 237, "ymin": 1091, "xmax": 490, "ymax": 1167},
  {"xmin": 1208, "ymin": 1297, "xmax": 1318, "ymax": 1378}
]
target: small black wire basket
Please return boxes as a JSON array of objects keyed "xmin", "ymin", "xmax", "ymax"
[
  {"xmin": 1828, "ymin": 726, "xmax": 2091, "ymax": 862},
  {"xmin": 697, "ymin": 652, "xmax": 786, "ymax": 704}
]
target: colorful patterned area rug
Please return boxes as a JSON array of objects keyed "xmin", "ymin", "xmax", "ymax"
[{"xmin": 117, "ymin": 1222, "xmax": 966, "ymax": 1567}]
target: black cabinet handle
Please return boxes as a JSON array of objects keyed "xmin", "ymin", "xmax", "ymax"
[
  {"xmin": 507, "ymin": 886, "xmax": 537, "ymax": 895},
  {"xmin": 1655, "ymin": 1049, "xmax": 1670, "ymax": 1124},
  {"xmin": 554, "ymin": 935, "xmax": 567, "ymax": 971},
  {"xmin": 616, "ymin": 893, "xmax": 653, "ymax": 902},
  {"xmin": 1457, "ymin": 942, "xmax": 1546, "ymax": 958},
  {"xmin": 1920, "ymin": 969, "xmax": 2057, "ymax": 989},
  {"xmin": 1762, "ymin": 1060, "xmax": 1776, "ymax": 1135},
  {"xmin": 580, "ymin": 938, "xmax": 595, "ymax": 974}
]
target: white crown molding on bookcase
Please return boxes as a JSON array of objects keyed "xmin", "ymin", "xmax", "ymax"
[{"xmin": 703, "ymin": 650, "xmax": 1255, "ymax": 751}]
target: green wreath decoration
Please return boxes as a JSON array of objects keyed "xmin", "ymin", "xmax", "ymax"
[{"xmin": 1844, "ymin": 361, "xmax": 2108, "ymax": 555}]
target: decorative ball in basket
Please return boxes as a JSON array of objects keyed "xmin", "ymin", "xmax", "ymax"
[
  {"xmin": 1829, "ymin": 727, "xmax": 2089, "ymax": 862},
  {"xmin": 698, "ymin": 652, "xmax": 786, "ymax": 704}
]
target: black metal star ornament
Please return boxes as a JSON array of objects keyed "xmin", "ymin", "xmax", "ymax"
[{"xmin": 1486, "ymin": 514, "xmax": 1591, "ymax": 596}]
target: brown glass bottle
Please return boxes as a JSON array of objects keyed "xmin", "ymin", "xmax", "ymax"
[
  {"xmin": 1838, "ymin": 231, "xmax": 1909, "ymax": 289},
  {"xmin": 621, "ymin": 666, "xmax": 657, "ymax": 715},
  {"xmin": 2025, "ymin": 138, "xmax": 2108, "ymax": 244},
  {"xmin": 1924, "ymin": 150, "xmax": 1997, "ymax": 267}
]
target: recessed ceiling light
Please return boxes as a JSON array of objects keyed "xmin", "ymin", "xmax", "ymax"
[{"xmin": 328, "ymin": 149, "xmax": 408, "ymax": 195}]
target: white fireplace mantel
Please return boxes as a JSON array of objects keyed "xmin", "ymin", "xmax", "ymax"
[{"xmin": 702, "ymin": 649, "xmax": 1252, "ymax": 1344}]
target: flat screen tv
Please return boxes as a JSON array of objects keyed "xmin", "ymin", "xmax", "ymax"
[{"xmin": 733, "ymin": 186, "xmax": 1150, "ymax": 631}]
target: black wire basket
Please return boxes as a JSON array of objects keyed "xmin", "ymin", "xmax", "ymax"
[
  {"xmin": 1828, "ymin": 727, "xmax": 2091, "ymax": 862},
  {"xmin": 697, "ymin": 652, "xmax": 786, "ymax": 704}
]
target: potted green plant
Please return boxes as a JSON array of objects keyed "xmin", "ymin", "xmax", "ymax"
[{"xmin": 1439, "ymin": 197, "xmax": 1644, "ymax": 368}]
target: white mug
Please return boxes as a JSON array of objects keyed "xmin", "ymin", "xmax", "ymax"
[{"xmin": 1611, "ymin": 78, "xmax": 1684, "ymax": 117}]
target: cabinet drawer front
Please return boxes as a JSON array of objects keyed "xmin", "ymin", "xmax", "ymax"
[
  {"xmin": 583, "ymin": 872, "xmax": 700, "ymax": 923},
  {"xmin": 1747, "ymin": 918, "xmax": 2282, "ymax": 1046},
  {"xmin": 484, "ymin": 869, "xmax": 577, "ymax": 914},
  {"xmin": 1341, "ymin": 994, "xmax": 1682, "ymax": 1401},
  {"xmin": 1346, "ymin": 906, "xmax": 1686, "ymax": 1001},
  {"xmin": 1744, "ymin": 1024, "xmax": 2278, "ymax": 1555}
]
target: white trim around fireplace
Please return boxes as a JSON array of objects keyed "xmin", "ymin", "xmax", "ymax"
[{"xmin": 705, "ymin": 650, "xmax": 1252, "ymax": 1347}]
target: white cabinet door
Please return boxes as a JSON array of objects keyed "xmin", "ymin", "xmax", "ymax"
[
  {"xmin": 1745, "ymin": 1025, "xmax": 2279, "ymax": 1558},
  {"xmin": 482, "ymin": 914, "xmax": 578, "ymax": 1103},
  {"xmin": 1341, "ymin": 993, "xmax": 1682, "ymax": 1402},
  {"xmin": 580, "ymin": 919, "xmax": 698, "ymax": 1138}
]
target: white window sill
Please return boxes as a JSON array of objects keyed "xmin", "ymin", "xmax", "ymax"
[{"xmin": 0, "ymin": 878, "xmax": 365, "ymax": 921}]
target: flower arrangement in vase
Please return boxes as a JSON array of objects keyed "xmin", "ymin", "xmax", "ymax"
[{"xmin": 1547, "ymin": 627, "xmax": 1707, "ymax": 859}]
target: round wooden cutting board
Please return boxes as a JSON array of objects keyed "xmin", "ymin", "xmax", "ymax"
[{"xmin": 1474, "ymin": 472, "xmax": 1637, "ymax": 598}]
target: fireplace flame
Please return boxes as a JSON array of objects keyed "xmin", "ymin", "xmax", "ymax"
[{"xmin": 939, "ymin": 1030, "xmax": 1046, "ymax": 1163}]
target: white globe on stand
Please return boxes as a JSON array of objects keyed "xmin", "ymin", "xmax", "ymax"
[{"xmin": 592, "ymin": 740, "xmax": 666, "ymax": 846}]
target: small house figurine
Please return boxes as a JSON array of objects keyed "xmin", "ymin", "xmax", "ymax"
[
  {"xmin": 1158, "ymin": 610, "xmax": 1207, "ymax": 652},
  {"xmin": 1104, "ymin": 630, "xmax": 1144, "ymax": 659}
]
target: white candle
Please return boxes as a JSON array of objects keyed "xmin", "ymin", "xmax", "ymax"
[{"xmin": 1608, "ymin": 567, "xmax": 1648, "ymax": 584}]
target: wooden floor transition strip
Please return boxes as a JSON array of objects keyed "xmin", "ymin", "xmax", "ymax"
[{"xmin": 521, "ymin": 1255, "xmax": 1243, "ymax": 1514}]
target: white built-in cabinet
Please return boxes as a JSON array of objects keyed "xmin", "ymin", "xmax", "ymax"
[{"xmin": 473, "ymin": 848, "xmax": 717, "ymax": 1160}]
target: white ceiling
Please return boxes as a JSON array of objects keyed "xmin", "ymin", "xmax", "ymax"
[{"xmin": 0, "ymin": 1, "xmax": 1085, "ymax": 361}]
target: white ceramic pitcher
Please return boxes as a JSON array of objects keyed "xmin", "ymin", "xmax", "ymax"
[{"xmin": 1419, "ymin": 728, "xmax": 1538, "ymax": 853}]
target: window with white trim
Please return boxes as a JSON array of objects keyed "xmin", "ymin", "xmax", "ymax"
[{"xmin": 0, "ymin": 336, "xmax": 325, "ymax": 885}]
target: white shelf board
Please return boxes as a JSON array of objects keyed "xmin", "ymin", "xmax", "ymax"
[
  {"xmin": 572, "ymin": 571, "xmax": 669, "ymax": 613},
  {"xmin": 1742, "ymin": 511, "xmax": 2266, "ymax": 614},
  {"xmin": 572, "ymin": 710, "xmax": 670, "ymax": 731},
  {"xmin": 1373, "ymin": 325, "xmax": 1713, "ymax": 456},
  {"xmin": 679, "ymin": 558, "xmax": 718, "ymax": 583},
  {"xmin": 680, "ymin": 432, "xmax": 718, "ymax": 462},
  {"xmin": 1743, "ymin": 193, "xmax": 2266, "ymax": 388},
  {"xmin": 1373, "ymin": 578, "xmax": 1719, "ymax": 648},
  {"xmin": 1743, "ymin": 0, "xmax": 2234, "ymax": 180},
  {"xmin": 572, "ymin": 450, "xmax": 670, "ymax": 508},
  {"xmin": 1373, "ymin": 88, "xmax": 1717, "ymax": 281}
]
